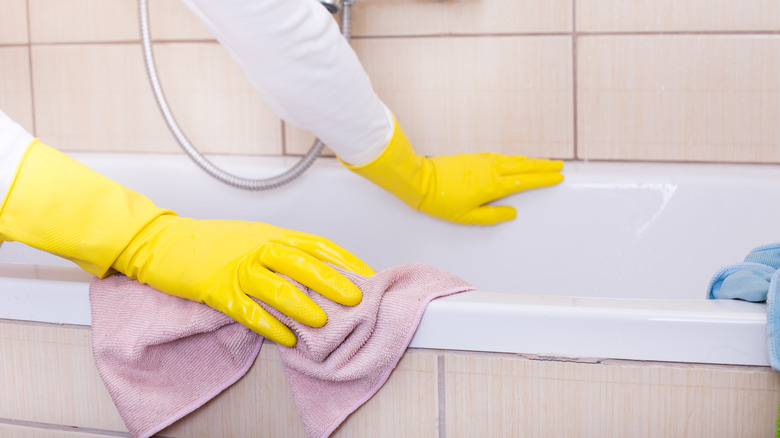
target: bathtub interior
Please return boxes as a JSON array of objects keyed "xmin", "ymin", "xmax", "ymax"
[
  {"xmin": 2, "ymin": 154, "xmax": 778, "ymax": 301},
  {"xmin": 0, "ymin": 153, "xmax": 776, "ymax": 366}
]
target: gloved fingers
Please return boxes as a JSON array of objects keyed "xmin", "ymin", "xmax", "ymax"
[
  {"xmin": 280, "ymin": 231, "xmax": 375, "ymax": 278},
  {"xmin": 255, "ymin": 242, "xmax": 364, "ymax": 307},
  {"xmin": 457, "ymin": 206, "xmax": 517, "ymax": 226},
  {"xmin": 237, "ymin": 259, "xmax": 328, "ymax": 327},
  {"xmin": 499, "ymin": 172, "xmax": 564, "ymax": 197},
  {"xmin": 211, "ymin": 290, "xmax": 298, "ymax": 347},
  {"xmin": 496, "ymin": 156, "xmax": 564, "ymax": 176}
]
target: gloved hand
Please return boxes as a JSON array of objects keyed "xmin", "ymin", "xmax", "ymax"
[
  {"xmin": 342, "ymin": 116, "xmax": 564, "ymax": 225},
  {"xmin": 0, "ymin": 140, "xmax": 372, "ymax": 346},
  {"xmin": 113, "ymin": 216, "xmax": 372, "ymax": 346}
]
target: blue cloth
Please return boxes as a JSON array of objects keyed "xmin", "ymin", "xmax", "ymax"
[{"xmin": 707, "ymin": 243, "xmax": 780, "ymax": 371}]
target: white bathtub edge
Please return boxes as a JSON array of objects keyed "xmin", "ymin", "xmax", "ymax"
[
  {"xmin": 411, "ymin": 291, "xmax": 770, "ymax": 367},
  {"xmin": 0, "ymin": 276, "xmax": 769, "ymax": 367}
]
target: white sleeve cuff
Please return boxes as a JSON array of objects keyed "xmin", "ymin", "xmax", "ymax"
[
  {"xmin": 0, "ymin": 109, "xmax": 35, "ymax": 202},
  {"xmin": 337, "ymin": 102, "xmax": 394, "ymax": 166}
]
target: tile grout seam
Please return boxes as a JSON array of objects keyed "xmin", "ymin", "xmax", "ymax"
[
  {"xmin": 280, "ymin": 119, "xmax": 287, "ymax": 155},
  {"xmin": 571, "ymin": 0, "xmax": 579, "ymax": 160},
  {"xmin": 438, "ymin": 354, "xmax": 446, "ymax": 438},
  {"xmin": 18, "ymin": 29, "xmax": 780, "ymax": 48},
  {"xmin": 25, "ymin": 0, "xmax": 36, "ymax": 136},
  {"xmin": 0, "ymin": 417, "xmax": 131, "ymax": 437}
]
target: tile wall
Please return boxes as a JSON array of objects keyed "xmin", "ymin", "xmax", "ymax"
[
  {"xmin": 2, "ymin": 321, "xmax": 779, "ymax": 437},
  {"xmin": 1, "ymin": 0, "xmax": 778, "ymax": 162}
]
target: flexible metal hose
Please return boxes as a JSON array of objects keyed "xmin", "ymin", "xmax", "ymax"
[{"xmin": 138, "ymin": 0, "xmax": 354, "ymax": 190}]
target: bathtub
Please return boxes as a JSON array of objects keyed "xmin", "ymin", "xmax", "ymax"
[{"xmin": 1, "ymin": 153, "xmax": 777, "ymax": 367}]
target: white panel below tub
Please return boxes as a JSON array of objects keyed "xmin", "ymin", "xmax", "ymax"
[{"xmin": 0, "ymin": 277, "xmax": 91, "ymax": 325}]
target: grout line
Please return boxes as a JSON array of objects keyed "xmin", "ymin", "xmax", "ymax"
[
  {"xmin": 0, "ymin": 417, "xmax": 131, "ymax": 437},
  {"xmin": 280, "ymin": 120, "xmax": 287, "ymax": 155},
  {"xmin": 351, "ymin": 32, "xmax": 573, "ymax": 40},
  {"xmin": 0, "ymin": 317, "xmax": 91, "ymax": 329},
  {"xmin": 7, "ymin": 28, "xmax": 780, "ymax": 48},
  {"xmin": 413, "ymin": 347, "xmax": 773, "ymax": 371},
  {"xmin": 13, "ymin": 30, "xmax": 780, "ymax": 49},
  {"xmin": 438, "ymin": 355, "xmax": 446, "ymax": 438},
  {"xmin": 350, "ymin": 29, "xmax": 780, "ymax": 40},
  {"xmin": 571, "ymin": 0, "xmax": 579, "ymax": 160},
  {"xmin": 577, "ymin": 29, "xmax": 780, "ymax": 37},
  {"xmin": 565, "ymin": 157, "xmax": 780, "ymax": 166},
  {"xmin": 25, "ymin": 40, "xmax": 142, "ymax": 47},
  {"xmin": 25, "ymin": 39, "xmax": 223, "ymax": 46},
  {"xmin": 150, "ymin": 38, "xmax": 218, "ymax": 44},
  {"xmin": 25, "ymin": 0, "xmax": 36, "ymax": 136}
]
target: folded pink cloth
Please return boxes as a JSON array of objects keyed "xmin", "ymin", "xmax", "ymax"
[{"xmin": 90, "ymin": 263, "xmax": 473, "ymax": 438}]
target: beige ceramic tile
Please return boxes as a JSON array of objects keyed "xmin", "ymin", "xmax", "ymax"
[
  {"xmin": 31, "ymin": 43, "xmax": 281, "ymax": 154},
  {"xmin": 148, "ymin": 0, "xmax": 215, "ymax": 41},
  {"xmin": 445, "ymin": 352, "xmax": 780, "ymax": 438},
  {"xmin": 302, "ymin": 36, "xmax": 573, "ymax": 159},
  {"xmin": 578, "ymin": 36, "xmax": 780, "ymax": 163},
  {"xmin": 0, "ymin": 423, "xmax": 120, "ymax": 438},
  {"xmin": 577, "ymin": 0, "xmax": 780, "ymax": 32},
  {"xmin": 286, "ymin": 37, "xmax": 574, "ymax": 158},
  {"xmin": 351, "ymin": 0, "xmax": 572, "ymax": 36},
  {"xmin": 283, "ymin": 124, "xmax": 335, "ymax": 157},
  {"xmin": 290, "ymin": 36, "xmax": 575, "ymax": 158},
  {"xmin": 164, "ymin": 344, "xmax": 439, "ymax": 437},
  {"xmin": 1, "ymin": 319, "xmax": 438, "ymax": 437},
  {"xmin": 150, "ymin": 42, "xmax": 282, "ymax": 155},
  {"xmin": 160, "ymin": 342, "xmax": 306, "ymax": 437},
  {"xmin": 0, "ymin": 321, "xmax": 126, "ymax": 431},
  {"xmin": 0, "ymin": 47, "xmax": 34, "ymax": 135},
  {"xmin": 31, "ymin": 43, "xmax": 179, "ymax": 152},
  {"xmin": 0, "ymin": 0, "xmax": 29, "ymax": 44},
  {"xmin": 331, "ymin": 349, "xmax": 439, "ymax": 437},
  {"xmin": 28, "ymin": 0, "xmax": 139, "ymax": 43}
]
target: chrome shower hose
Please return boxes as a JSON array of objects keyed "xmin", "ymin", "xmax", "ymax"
[{"xmin": 138, "ymin": 0, "xmax": 354, "ymax": 190}]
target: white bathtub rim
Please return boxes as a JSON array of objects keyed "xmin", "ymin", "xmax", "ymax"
[
  {"xmin": 0, "ymin": 153, "xmax": 777, "ymax": 368},
  {"xmin": 0, "ymin": 273, "xmax": 769, "ymax": 367}
]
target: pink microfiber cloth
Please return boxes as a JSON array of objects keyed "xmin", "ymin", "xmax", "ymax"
[{"xmin": 90, "ymin": 263, "xmax": 473, "ymax": 438}]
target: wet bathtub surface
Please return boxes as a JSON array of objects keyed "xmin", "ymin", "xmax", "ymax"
[{"xmin": 0, "ymin": 154, "xmax": 777, "ymax": 366}]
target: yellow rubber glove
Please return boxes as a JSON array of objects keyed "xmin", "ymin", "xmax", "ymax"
[
  {"xmin": 342, "ymin": 116, "xmax": 564, "ymax": 226},
  {"xmin": 0, "ymin": 140, "xmax": 372, "ymax": 346}
]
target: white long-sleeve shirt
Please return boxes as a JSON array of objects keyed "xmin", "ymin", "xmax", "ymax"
[
  {"xmin": 0, "ymin": 110, "xmax": 34, "ymax": 199},
  {"xmin": 0, "ymin": 0, "xmax": 392, "ymax": 200},
  {"xmin": 180, "ymin": 0, "xmax": 393, "ymax": 164}
]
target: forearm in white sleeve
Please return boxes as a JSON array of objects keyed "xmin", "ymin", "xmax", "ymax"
[
  {"xmin": 0, "ymin": 109, "xmax": 35, "ymax": 203},
  {"xmin": 180, "ymin": 0, "xmax": 393, "ymax": 165}
]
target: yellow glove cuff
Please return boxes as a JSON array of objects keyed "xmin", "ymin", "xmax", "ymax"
[
  {"xmin": 340, "ymin": 115, "xmax": 564, "ymax": 225},
  {"xmin": 0, "ymin": 140, "xmax": 173, "ymax": 277},
  {"xmin": 339, "ymin": 117, "xmax": 430, "ymax": 210}
]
